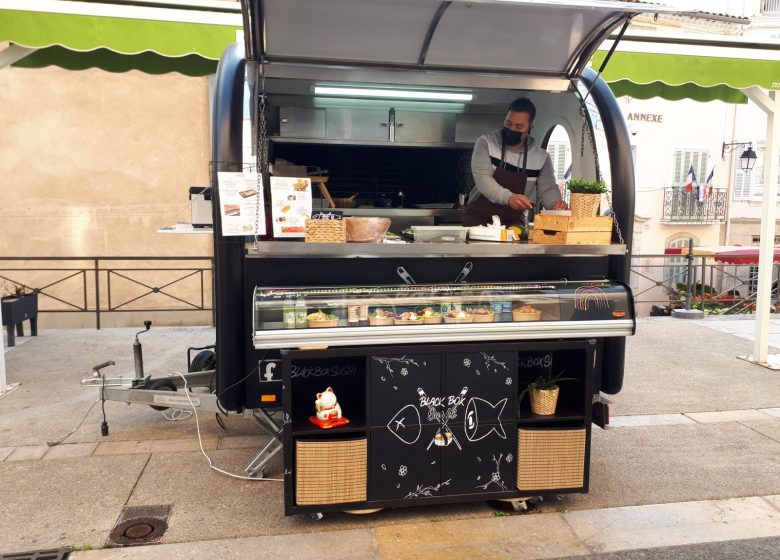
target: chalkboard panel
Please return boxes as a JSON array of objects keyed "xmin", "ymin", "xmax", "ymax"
[
  {"xmin": 290, "ymin": 357, "xmax": 365, "ymax": 427},
  {"xmin": 518, "ymin": 350, "xmax": 554, "ymax": 383},
  {"xmin": 445, "ymin": 352, "xmax": 515, "ymax": 424},
  {"xmin": 440, "ymin": 421, "xmax": 515, "ymax": 496},
  {"xmin": 369, "ymin": 428, "xmax": 441, "ymax": 501},
  {"xmin": 370, "ymin": 353, "xmax": 441, "ymax": 427}
]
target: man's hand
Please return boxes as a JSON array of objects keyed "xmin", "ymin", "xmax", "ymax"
[
  {"xmin": 507, "ymin": 193, "xmax": 533, "ymax": 210},
  {"xmin": 550, "ymin": 199, "xmax": 568, "ymax": 210}
]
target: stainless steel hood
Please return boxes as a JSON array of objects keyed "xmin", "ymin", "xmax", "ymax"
[{"xmin": 241, "ymin": 0, "xmax": 680, "ymax": 90}]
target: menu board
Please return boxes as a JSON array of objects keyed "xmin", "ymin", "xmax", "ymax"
[
  {"xmin": 270, "ymin": 177, "xmax": 312, "ymax": 238},
  {"xmin": 216, "ymin": 172, "xmax": 266, "ymax": 237}
]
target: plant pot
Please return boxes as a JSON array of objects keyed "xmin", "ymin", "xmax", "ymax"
[
  {"xmin": 569, "ymin": 193, "xmax": 601, "ymax": 217},
  {"xmin": 529, "ymin": 385, "xmax": 559, "ymax": 415}
]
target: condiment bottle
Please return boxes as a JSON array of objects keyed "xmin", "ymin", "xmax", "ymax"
[{"xmin": 295, "ymin": 297, "xmax": 308, "ymax": 328}]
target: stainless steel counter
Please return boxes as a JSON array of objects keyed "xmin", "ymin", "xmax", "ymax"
[{"xmin": 246, "ymin": 241, "xmax": 626, "ymax": 258}]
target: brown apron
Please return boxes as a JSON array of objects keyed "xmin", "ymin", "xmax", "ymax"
[{"xmin": 463, "ymin": 140, "xmax": 529, "ymax": 227}]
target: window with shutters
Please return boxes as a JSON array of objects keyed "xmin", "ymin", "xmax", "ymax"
[
  {"xmin": 733, "ymin": 142, "xmax": 780, "ymax": 201},
  {"xmin": 546, "ymin": 141, "xmax": 571, "ymax": 182},
  {"xmin": 671, "ymin": 148, "xmax": 709, "ymax": 189},
  {"xmin": 665, "ymin": 236, "xmax": 697, "ymax": 290}
]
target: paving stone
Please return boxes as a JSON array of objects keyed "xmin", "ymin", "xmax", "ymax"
[
  {"xmin": 0, "ymin": 447, "xmax": 14, "ymax": 461},
  {"xmin": 759, "ymin": 408, "xmax": 780, "ymax": 418},
  {"xmin": 565, "ymin": 496, "xmax": 780, "ymax": 553},
  {"xmin": 149, "ymin": 437, "xmax": 218, "ymax": 453},
  {"xmin": 6, "ymin": 445, "xmax": 49, "ymax": 461},
  {"xmin": 685, "ymin": 409, "xmax": 773, "ymax": 423},
  {"xmin": 42, "ymin": 442, "xmax": 98, "ymax": 460},
  {"xmin": 764, "ymin": 495, "xmax": 780, "ymax": 513},
  {"xmin": 610, "ymin": 414, "xmax": 695, "ymax": 428},
  {"xmin": 93, "ymin": 440, "xmax": 152, "ymax": 456},
  {"xmin": 218, "ymin": 435, "xmax": 269, "ymax": 450},
  {"xmin": 374, "ymin": 514, "xmax": 588, "ymax": 560}
]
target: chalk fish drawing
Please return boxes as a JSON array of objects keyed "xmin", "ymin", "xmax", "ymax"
[
  {"xmin": 464, "ymin": 397, "xmax": 508, "ymax": 441},
  {"xmin": 387, "ymin": 404, "xmax": 422, "ymax": 444}
]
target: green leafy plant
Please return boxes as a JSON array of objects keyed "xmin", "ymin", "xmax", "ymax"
[
  {"xmin": 566, "ymin": 178, "xmax": 607, "ymax": 194},
  {"xmin": 1, "ymin": 280, "xmax": 32, "ymax": 299},
  {"xmin": 518, "ymin": 369, "xmax": 577, "ymax": 403}
]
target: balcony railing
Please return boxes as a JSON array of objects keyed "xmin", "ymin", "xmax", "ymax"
[
  {"xmin": 662, "ymin": 187, "xmax": 727, "ymax": 223},
  {"xmin": 762, "ymin": 0, "xmax": 780, "ymax": 15}
]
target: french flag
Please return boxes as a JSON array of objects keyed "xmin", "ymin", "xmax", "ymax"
[
  {"xmin": 683, "ymin": 164, "xmax": 697, "ymax": 193},
  {"xmin": 701, "ymin": 168, "xmax": 714, "ymax": 202}
]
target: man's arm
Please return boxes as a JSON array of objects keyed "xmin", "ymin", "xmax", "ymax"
[
  {"xmin": 537, "ymin": 156, "xmax": 567, "ymax": 210},
  {"xmin": 471, "ymin": 136, "xmax": 512, "ymax": 205}
]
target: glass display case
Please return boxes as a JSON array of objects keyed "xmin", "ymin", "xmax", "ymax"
[{"xmin": 253, "ymin": 280, "xmax": 634, "ymax": 349}]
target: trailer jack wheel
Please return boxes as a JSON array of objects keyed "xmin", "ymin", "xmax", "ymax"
[{"xmin": 147, "ymin": 379, "xmax": 177, "ymax": 411}]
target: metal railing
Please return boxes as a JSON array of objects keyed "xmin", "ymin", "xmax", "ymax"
[
  {"xmin": 662, "ymin": 187, "xmax": 727, "ymax": 223},
  {"xmin": 762, "ymin": 0, "xmax": 780, "ymax": 15},
  {"xmin": 1, "ymin": 253, "xmax": 774, "ymax": 324},
  {"xmin": 629, "ymin": 250, "xmax": 778, "ymax": 315},
  {"xmin": 0, "ymin": 257, "xmax": 214, "ymax": 329}
]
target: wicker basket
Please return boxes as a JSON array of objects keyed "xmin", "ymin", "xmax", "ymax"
[
  {"xmin": 569, "ymin": 193, "xmax": 601, "ymax": 217},
  {"xmin": 529, "ymin": 385, "xmax": 559, "ymax": 415},
  {"xmin": 305, "ymin": 219, "xmax": 346, "ymax": 243},
  {"xmin": 296, "ymin": 438, "xmax": 367, "ymax": 505},
  {"xmin": 517, "ymin": 428, "xmax": 586, "ymax": 491}
]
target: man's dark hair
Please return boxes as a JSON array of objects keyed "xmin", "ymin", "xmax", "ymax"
[{"xmin": 507, "ymin": 97, "xmax": 536, "ymax": 122}]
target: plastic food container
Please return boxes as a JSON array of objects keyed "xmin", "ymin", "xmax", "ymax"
[{"xmin": 412, "ymin": 225, "xmax": 468, "ymax": 243}]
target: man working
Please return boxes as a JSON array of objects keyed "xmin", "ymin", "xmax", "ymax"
[{"xmin": 463, "ymin": 97, "xmax": 568, "ymax": 227}]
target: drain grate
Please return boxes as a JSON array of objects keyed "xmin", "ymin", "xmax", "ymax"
[
  {"xmin": 107, "ymin": 505, "xmax": 171, "ymax": 547},
  {"xmin": 0, "ymin": 550, "xmax": 70, "ymax": 560}
]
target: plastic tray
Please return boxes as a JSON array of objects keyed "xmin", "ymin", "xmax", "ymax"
[{"xmin": 412, "ymin": 225, "xmax": 468, "ymax": 243}]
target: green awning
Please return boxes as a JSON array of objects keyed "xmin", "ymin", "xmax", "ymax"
[
  {"xmin": 0, "ymin": 6, "xmax": 242, "ymax": 76},
  {"xmin": 592, "ymin": 50, "xmax": 780, "ymax": 104}
]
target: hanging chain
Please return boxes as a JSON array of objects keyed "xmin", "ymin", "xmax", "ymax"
[
  {"xmin": 254, "ymin": 62, "xmax": 269, "ymax": 250},
  {"xmin": 579, "ymin": 105, "xmax": 624, "ymax": 245}
]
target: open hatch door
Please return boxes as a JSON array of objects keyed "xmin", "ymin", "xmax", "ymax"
[{"xmin": 241, "ymin": 0, "xmax": 681, "ymax": 90}]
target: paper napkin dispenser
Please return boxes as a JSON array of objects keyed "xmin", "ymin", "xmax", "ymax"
[{"xmin": 189, "ymin": 186, "xmax": 213, "ymax": 228}]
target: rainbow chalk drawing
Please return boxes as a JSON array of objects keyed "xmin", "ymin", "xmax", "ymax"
[{"xmin": 575, "ymin": 285, "xmax": 609, "ymax": 311}]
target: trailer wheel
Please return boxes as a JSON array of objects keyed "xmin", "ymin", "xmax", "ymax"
[
  {"xmin": 147, "ymin": 378, "xmax": 177, "ymax": 411},
  {"xmin": 189, "ymin": 349, "xmax": 216, "ymax": 373}
]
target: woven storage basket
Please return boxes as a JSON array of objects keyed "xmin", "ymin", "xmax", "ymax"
[
  {"xmin": 295, "ymin": 438, "xmax": 367, "ymax": 505},
  {"xmin": 529, "ymin": 386, "xmax": 559, "ymax": 415},
  {"xmin": 569, "ymin": 193, "xmax": 601, "ymax": 217},
  {"xmin": 517, "ymin": 428, "xmax": 586, "ymax": 491},
  {"xmin": 305, "ymin": 219, "xmax": 346, "ymax": 243}
]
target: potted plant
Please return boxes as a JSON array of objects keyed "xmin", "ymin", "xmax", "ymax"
[
  {"xmin": 1, "ymin": 281, "xmax": 38, "ymax": 347},
  {"xmin": 519, "ymin": 369, "xmax": 576, "ymax": 416},
  {"xmin": 566, "ymin": 178, "xmax": 607, "ymax": 217}
]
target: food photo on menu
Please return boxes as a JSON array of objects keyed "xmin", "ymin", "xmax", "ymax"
[{"xmin": 270, "ymin": 177, "xmax": 313, "ymax": 237}]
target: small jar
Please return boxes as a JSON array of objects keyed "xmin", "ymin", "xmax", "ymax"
[{"xmin": 347, "ymin": 304, "xmax": 361, "ymax": 326}]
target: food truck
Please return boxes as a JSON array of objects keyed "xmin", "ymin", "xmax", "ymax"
[{"xmin": 91, "ymin": 0, "xmax": 677, "ymax": 516}]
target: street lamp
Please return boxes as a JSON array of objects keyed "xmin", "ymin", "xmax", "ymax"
[{"xmin": 722, "ymin": 141, "xmax": 758, "ymax": 172}]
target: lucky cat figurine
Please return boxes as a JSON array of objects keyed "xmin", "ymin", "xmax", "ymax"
[{"xmin": 310, "ymin": 387, "xmax": 349, "ymax": 429}]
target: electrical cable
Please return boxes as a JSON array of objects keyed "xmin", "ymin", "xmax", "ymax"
[
  {"xmin": 214, "ymin": 349, "xmax": 268, "ymax": 412},
  {"xmin": 175, "ymin": 370, "xmax": 283, "ymax": 482},
  {"xmin": 46, "ymin": 399, "xmax": 100, "ymax": 447}
]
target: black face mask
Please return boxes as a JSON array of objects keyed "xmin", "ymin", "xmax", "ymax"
[{"xmin": 501, "ymin": 127, "xmax": 523, "ymax": 146}]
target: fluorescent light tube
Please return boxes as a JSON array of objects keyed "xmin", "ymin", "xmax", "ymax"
[{"xmin": 314, "ymin": 86, "xmax": 473, "ymax": 102}]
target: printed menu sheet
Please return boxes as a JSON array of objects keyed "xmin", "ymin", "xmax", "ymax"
[
  {"xmin": 216, "ymin": 172, "xmax": 266, "ymax": 236},
  {"xmin": 270, "ymin": 176, "xmax": 312, "ymax": 238}
]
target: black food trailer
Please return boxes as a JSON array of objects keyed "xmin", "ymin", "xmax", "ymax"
[{"xmin": 88, "ymin": 0, "xmax": 679, "ymax": 517}]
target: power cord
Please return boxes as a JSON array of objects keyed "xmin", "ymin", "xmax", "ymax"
[
  {"xmin": 175, "ymin": 370, "xmax": 283, "ymax": 482},
  {"xmin": 47, "ymin": 399, "xmax": 100, "ymax": 447}
]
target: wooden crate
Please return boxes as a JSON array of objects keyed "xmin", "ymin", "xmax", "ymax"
[{"xmin": 532, "ymin": 214, "xmax": 613, "ymax": 245}]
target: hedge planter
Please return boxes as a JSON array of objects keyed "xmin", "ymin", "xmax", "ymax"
[{"xmin": 1, "ymin": 293, "xmax": 38, "ymax": 347}]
